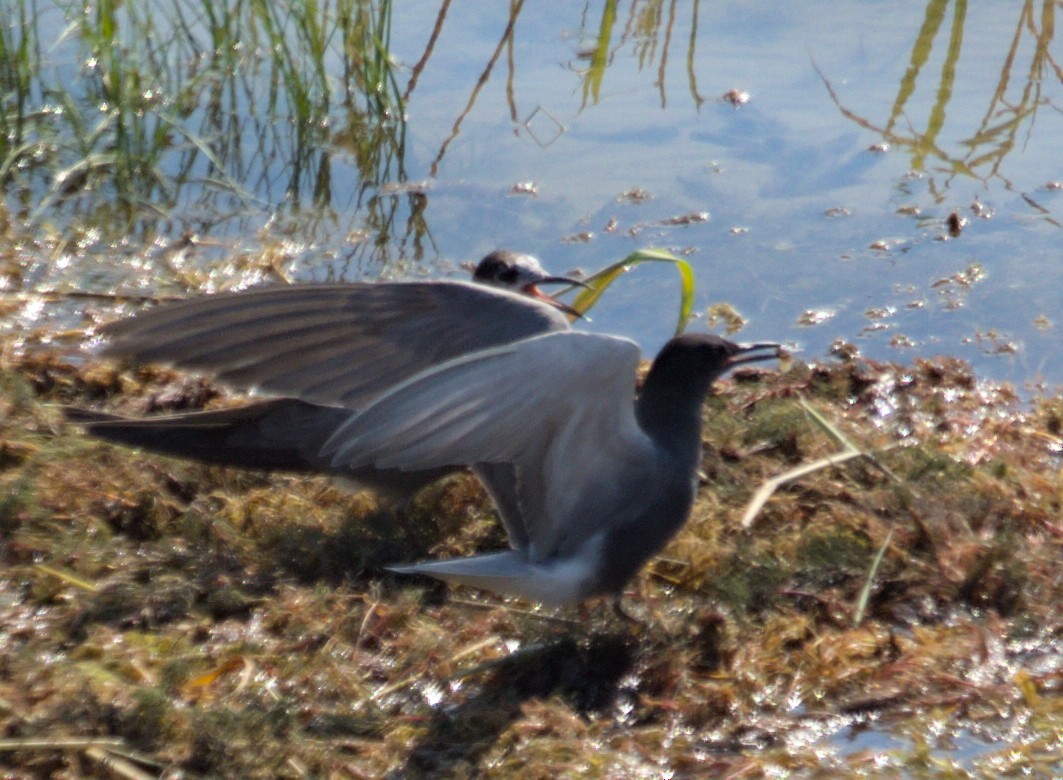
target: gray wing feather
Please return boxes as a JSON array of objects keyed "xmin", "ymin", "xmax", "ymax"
[
  {"xmin": 100, "ymin": 281, "xmax": 570, "ymax": 409},
  {"xmin": 64, "ymin": 400, "xmax": 455, "ymax": 504},
  {"xmin": 473, "ymin": 462, "xmax": 526, "ymax": 548},
  {"xmin": 323, "ymin": 332, "xmax": 652, "ymax": 556}
]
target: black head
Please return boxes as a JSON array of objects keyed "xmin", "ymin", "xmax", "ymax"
[
  {"xmin": 636, "ymin": 333, "xmax": 781, "ymax": 476},
  {"xmin": 648, "ymin": 333, "xmax": 781, "ymax": 390}
]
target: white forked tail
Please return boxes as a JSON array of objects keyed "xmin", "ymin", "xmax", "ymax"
[{"xmin": 386, "ymin": 548, "xmax": 599, "ymax": 607}]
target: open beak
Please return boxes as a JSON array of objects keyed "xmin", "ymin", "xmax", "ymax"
[
  {"xmin": 728, "ymin": 342, "xmax": 783, "ymax": 367},
  {"xmin": 524, "ymin": 276, "xmax": 592, "ymax": 320},
  {"xmin": 540, "ymin": 275, "xmax": 592, "ymax": 290}
]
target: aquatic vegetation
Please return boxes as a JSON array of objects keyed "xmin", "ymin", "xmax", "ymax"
[
  {"xmin": 0, "ymin": 338, "xmax": 1058, "ymax": 775},
  {"xmin": 569, "ymin": 247, "xmax": 696, "ymax": 335},
  {"xmin": 0, "ymin": 0, "xmax": 404, "ymax": 237}
]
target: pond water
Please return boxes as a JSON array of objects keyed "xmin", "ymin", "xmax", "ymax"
[
  {"xmin": 382, "ymin": 0, "xmax": 1063, "ymax": 387},
  {"xmin": 7, "ymin": 0, "xmax": 1063, "ymax": 390}
]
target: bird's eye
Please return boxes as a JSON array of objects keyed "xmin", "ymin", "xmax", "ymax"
[{"xmin": 499, "ymin": 268, "xmax": 519, "ymax": 283}]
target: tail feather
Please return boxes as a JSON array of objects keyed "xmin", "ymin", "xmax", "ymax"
[{"xmin": 387, "ymin": 550, "xmax": 594, "ymax": 606}]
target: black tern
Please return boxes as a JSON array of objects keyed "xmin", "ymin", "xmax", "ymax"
[
  {"xmin": 67, "ymin": 251, "xmax": 584, "ymax": 503},
  {"xmin": 77, "ymin": 255, "xmax": 780, "ymax": 605}
]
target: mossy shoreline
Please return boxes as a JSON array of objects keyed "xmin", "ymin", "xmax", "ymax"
[{"xmin": 0, "ymin": 343, "xmax": 1059, "ymax": 777}]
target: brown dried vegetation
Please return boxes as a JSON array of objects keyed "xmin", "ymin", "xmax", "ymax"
[{"xmin": 0, "ymin": 344, "xmax": 1059, "ymax": 777}]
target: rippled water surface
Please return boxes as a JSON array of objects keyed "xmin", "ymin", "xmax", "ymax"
[{"xmin": 8, "ymin": 1, "xmax": 1063, "ymax": 384}]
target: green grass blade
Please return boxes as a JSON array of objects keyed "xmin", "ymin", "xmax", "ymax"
[
  {"xmin": 570, "ymin": 248, "xmax": 695, "ymax": 335},
  {"xmin": 853, "ymin": 528, "xmax": 893, "ymax": 627}
]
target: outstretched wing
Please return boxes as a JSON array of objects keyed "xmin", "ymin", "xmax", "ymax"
[
  {"xmin": 100, "ymin": 281, "xmax": 570, "ymax": 409},
  {"xmin": 64, "ymin": 400, "xmax": 351, "ymax": 472},
  {"xmin": 322, "ymin": 331, "xmax": 654, "ymax": 557}
]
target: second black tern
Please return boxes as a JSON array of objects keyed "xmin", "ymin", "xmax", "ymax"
[
  {"xmin": 77, "ymin": 253, "xmax": 781, "ymax": 605},
  {"xmin": 68, "ymin": 251, "xmax": 584, "ymax": 503}
]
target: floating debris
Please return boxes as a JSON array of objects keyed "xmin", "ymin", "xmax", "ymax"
[
  {"xmin": 889, "ymin": 333, "xmax": 915, "ymax": 348},
  {"xmin": 721, "ymin": 88, "xmax": 750, "ymax": 107},
  {"xmin": 797, "ymin": 308, "xmax": 836, "ymax": 326},
  {"xmin": 946, "ymin": 210, "xmax": 967, "ymax": 238},
  {"xmin": 933, "ymin": 264, "xmax": 986, "ymax": 290},
  {"xmin": 560, "ymin": 231, "xmax": 594, "ymax": 243},
  {"xmin": 865, "ymin": 306, "xmax": 896, "ymax": 320},
  {"xmin": 966, "ymin": 329, "xmax": 1019, "ymax": 355},
  {"xmin": 658, "ymin": 211, "xmax": 709, "ymax": 226},
  {"xmin": 705, "ymin": 302, "xmax": 746, "ymax": 334},
  {"xmin": 618, "ymin": 188, "xmax": 653, "ymax": 203},
  {"xmin": 860, "ymin": 322, "xmax": 890, "ymax": 334},
  {"xmin": 824, "ymin": 206, "xmax": 852, "ymax": 218},
  {"xmin": 828, "ymin": 339, "xmax": 860, "ymax": 361}
]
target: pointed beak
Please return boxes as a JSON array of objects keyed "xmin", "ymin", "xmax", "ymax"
[
  {"xmin": 540, "ymin": 275, "xmax": 592, "ymax": 290},
  {"xmin": 727, "ymin": 342, "xmax": 783, "ymax": 367},
  {"xmin": 523, "ymin": 275, "xmax": 592, "ymax": 320}
]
